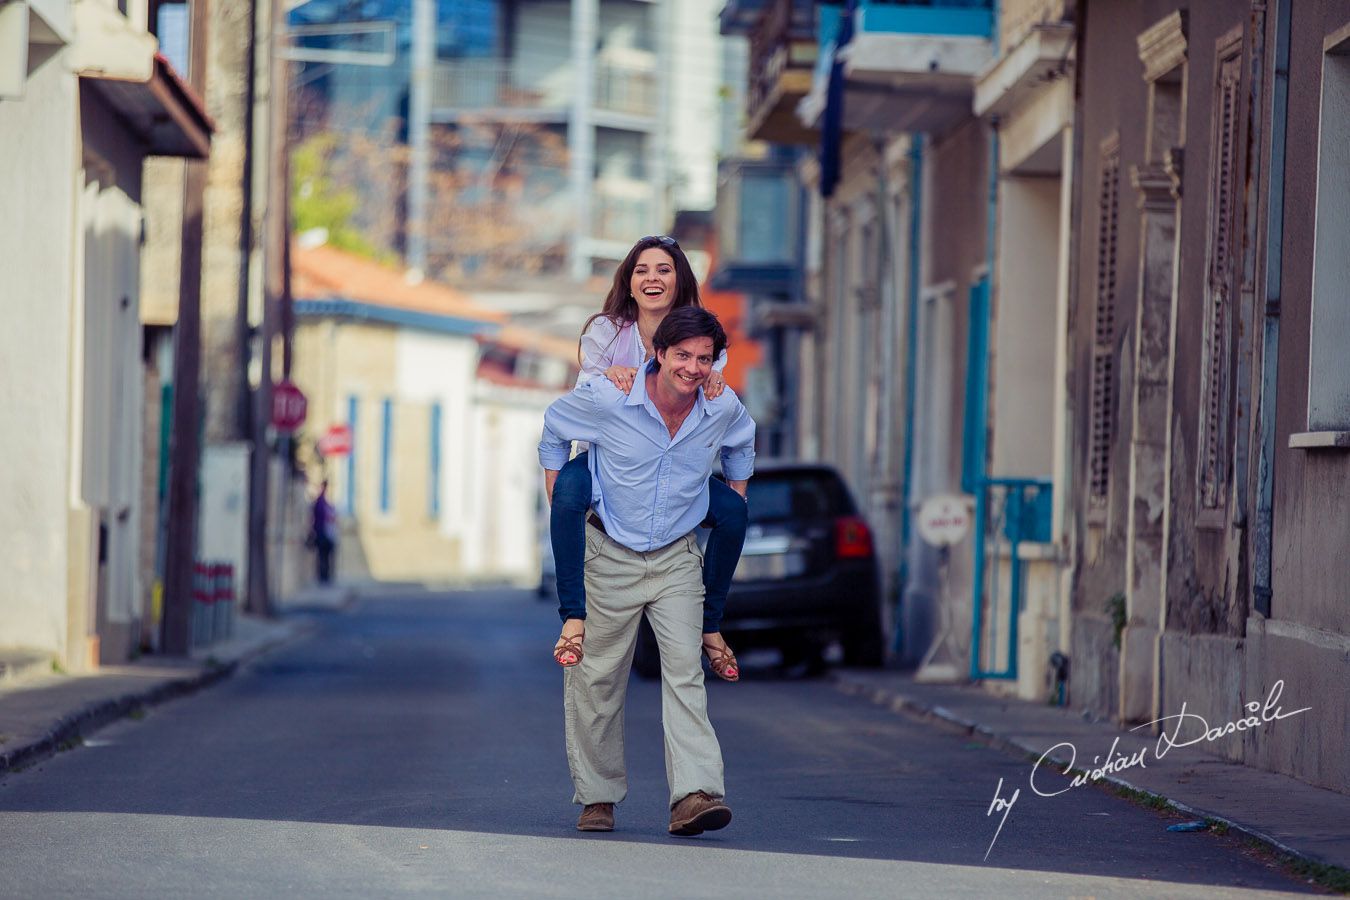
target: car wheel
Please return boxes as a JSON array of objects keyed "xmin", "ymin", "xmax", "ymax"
[
  {"xmin": 842, "ymin": 620, "xmax": 885, "ymax": 668},
  {"xmin": 632, "ymin": 617, "xmax": 661, "ymax": 679}
]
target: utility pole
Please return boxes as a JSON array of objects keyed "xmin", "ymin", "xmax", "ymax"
[
  {"xmin": 247, "ymin": 0, "xmax": 292, "ymax": 617},
  {"xmin": 406, "ymin": 0, "xmax": 434, "ymax": 275},
  {"xmin": 162, "ymin": 0, "xmax": 212, "ymax": 655}
]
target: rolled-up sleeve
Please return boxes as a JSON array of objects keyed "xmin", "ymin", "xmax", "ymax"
[
  {"xmin": 539, "ymin": 386, "xmax": 603, "ymax": 470},
  {"xmin": 719, "ymin": 401, "xmax": 756, "ymax": 481}
]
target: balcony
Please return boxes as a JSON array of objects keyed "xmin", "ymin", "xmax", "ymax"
[
  {"xmin": 432, "ymin": 57, "xmax": 656, "ymax": 129},
  {"xmin": 800, "ymin": 0, "xmax": 994, "ymax": 135},
  {"xmin": 709, "ymin": 155, "xmax": 802, "ymax": 298},
  {"xmin": 721, "ymin": 0, "xmax": 818, "ymax": 145}
]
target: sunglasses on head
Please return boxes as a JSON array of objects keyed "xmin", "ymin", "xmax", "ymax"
[{"xmin": 640, "ymin": 235, "xmax": 679, "ymax": 248}]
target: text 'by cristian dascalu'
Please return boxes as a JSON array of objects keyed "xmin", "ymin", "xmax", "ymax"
[{"xmin": 982, "ymin": 679, "xmax": 1311, "ymax": 860}]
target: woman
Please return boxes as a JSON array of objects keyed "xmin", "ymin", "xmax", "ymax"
[{"xmin": 549, "ymin": 235, "xmax": 747, "ymax": 682}]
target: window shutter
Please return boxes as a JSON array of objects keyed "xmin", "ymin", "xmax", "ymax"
[
  {"xmin": 1088, "ymin": 138, "xmax": 1121, "ymax": 512},
  {"xmin": 1199, "ymin": 48, "xmax": 1243, "ymax": 512}
]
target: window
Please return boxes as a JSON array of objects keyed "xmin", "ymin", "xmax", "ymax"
[
  {"xmin": 344, "ymin": 395, "xmax": 358, "ymax": 516},
  {"xmin": 1197, "ymin": 39, "xmax": 1243, "ymax": 514},
  {"xmin": 1305, "ymin": 32, "xmax": 1350, "ymax": 433},
  {"xmin": 379, "ymin": 398, "xmax": 394, "ymax": 515},
  {"xmin": 429, "ymin": 402, "xmax": 442, "ymax": 518},
  {"xmin": 1087, "ymin": 136, "xmax": 1121, "ymax": 515}
]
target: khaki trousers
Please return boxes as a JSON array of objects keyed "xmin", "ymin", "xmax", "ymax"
[{"xmin": 564, "ymin": 522, "xmax": 726, "ymax": 808}]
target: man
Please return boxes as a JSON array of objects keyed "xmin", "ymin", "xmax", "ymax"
[
  {"xmin": 311, "ymin": 480, "xmax": 337, "ymax": 584},
  {"xmin": 538, "ymin": 306, "xmax": 755, "ymax": 837}
]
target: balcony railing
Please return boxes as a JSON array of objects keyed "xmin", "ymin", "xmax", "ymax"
[
  {"xmin": 745, "ymin": 0, "xmax": 817, "ymax": 133},
  {"xmin": 432, "ymin": 59, "xmax": 569, "ymax": 112},
  {"xmin": 593, "ymin": 191, "xmax": 654, "ymax": 244},
  {"xmin": 593, "ymin": 62, "xmax": 657, "ymax": 118},
  {"xmin": 432, "ymin": 58, "xmax": 656, "ymax": 121}
]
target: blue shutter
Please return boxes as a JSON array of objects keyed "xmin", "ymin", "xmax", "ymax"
[
  {"xmin": 380, "ymin": 398, "xmax": 394, "ymax": 514},
  {"xmin": 961, "ymin": 277, "xmax": 991, "ymax": 494},
  {"xmin": 344, "ymin": 395, "xmax": 358, "ymax": 515},
  {"xmin": 429, "ymin": 403, "xmax": 442, "ymax": 518}
]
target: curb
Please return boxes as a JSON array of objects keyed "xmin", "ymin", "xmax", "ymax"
[
  {"xmin": 831, "ymin": 672, "xmax": 1344, "ymax": 876},
  {"xmin": 0, "ymin": 619, "xmax": 312, "ymax": 778}
]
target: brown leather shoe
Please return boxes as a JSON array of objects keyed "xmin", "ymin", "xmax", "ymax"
[
  {"xmin": 576, "ymin": 803, "xmax": 614, "ymax": 832},
  {"xmin": 668, "ymin": 791, "xmax": 732, "ymax": 837}
]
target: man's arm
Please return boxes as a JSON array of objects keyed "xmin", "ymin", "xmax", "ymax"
[
  {"xmin": 539, "ymin": 383, "xmax": 605, "ymax": 504},
  {"xmin": 718, "ymin": 398, "xmax": 756, "ymax": 492}
]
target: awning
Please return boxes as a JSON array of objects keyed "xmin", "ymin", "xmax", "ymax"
[{"xmin": 83, "ymin": 52, "xmax": 212, "ymax": 158}]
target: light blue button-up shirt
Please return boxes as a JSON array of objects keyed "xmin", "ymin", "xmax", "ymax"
[{"xmin": 539, "ymin": 362, "xmax": 756, "ymax": 553}]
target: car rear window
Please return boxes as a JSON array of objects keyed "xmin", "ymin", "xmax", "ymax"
[{"xmin": 745, "ymin": 472, "xmax": 850, "ymax": 523}]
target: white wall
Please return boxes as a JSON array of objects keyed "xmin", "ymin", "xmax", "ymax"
[
  {"xmin": 0, "ymin": 48, "xmax": 78, "ymax": 655},
  {"xmin": 462, "ymin": 383, "xmax": 557, "ymax": 580},
  {"xmin": 393, "ymin": 329, "xmax": 478, "ymax": 552},
  {"xmin": 990, "ymin": 175, "xmax": 1059, "ymax": 478}
]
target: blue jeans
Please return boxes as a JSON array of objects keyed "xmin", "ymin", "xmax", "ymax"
[{"xmin": 550, "ymin": 451, "xmax": 749, "ymax": 633}]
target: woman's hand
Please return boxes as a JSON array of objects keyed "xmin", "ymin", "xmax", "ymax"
[
  {"xmin": 604, "ymin": 365, "xmax": 639, "ymax": 394},
  {"xmin": 705, "ymin": 371, "xmax": 726, "ymax": 399}
]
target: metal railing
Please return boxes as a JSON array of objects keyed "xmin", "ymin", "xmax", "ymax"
[
  {"xmin": 431, "ymin": 58, "xmax": 656, "ymax": 118},
  {"xmin": 592, "ymin": 192, "xmax": 654, "ymax": 244},
  {"xmin": 970, "ymin": 478, "xmax": 1052, "ymax": 680}
]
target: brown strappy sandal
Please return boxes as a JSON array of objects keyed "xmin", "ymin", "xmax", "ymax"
[
  {"xmin": 554, "ymin": 628, "xmax": 585, "ymax": 667},
  {"xmin": 702, "ymin": 639, "xmax": 739, "ymax": 682}
]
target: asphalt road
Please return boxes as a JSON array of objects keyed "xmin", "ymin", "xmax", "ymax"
[{"xmin": 0, "ymin": 589, "xmax": 1319, "ymax": 899}]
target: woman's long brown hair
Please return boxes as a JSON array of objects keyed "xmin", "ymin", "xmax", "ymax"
[{"xmin": 578, "ymin": 236, "xmax": 703, "ymax": 365}]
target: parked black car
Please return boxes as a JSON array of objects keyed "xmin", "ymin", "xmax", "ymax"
[{"xmin": 634, "ymin": 461, "xmax": 886, "ymax": 678}]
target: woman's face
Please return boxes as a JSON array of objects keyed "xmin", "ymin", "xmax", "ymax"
[{"xmin": 629, "ymin": 248, "xmax": 677, "ymax": 318}]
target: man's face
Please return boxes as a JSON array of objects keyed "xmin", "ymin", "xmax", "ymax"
[{"xmin": 655, "ymin": 336, "xmax": 716, "ymax": 399}]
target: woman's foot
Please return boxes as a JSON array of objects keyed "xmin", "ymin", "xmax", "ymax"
[
  {"xmin": 701, "ymin": 633, "xmax": 739, "ymax": 682},
  {"xmin": 554, "ymin": 619, "xmax": 585, "ymax": 667}
]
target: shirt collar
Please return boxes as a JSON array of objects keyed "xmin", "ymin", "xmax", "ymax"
[{"xmin": 631, "ymin": 359, "xmax": 712, "ymax": 417}]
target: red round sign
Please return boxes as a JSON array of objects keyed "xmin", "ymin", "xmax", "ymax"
[
  {"xmin": 271, "ymin": 380, "xmax": 308, "ymax": 433},
  {"xmin": 317, "ymin": 423, "xmax": 353, "ymax": 457}
]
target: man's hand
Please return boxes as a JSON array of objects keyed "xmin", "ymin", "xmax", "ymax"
[
  {"xmin": 604, "ymin": 365, "xmax": 639, "ymax": 393},
  {"xmin": 727, "ymin": 479, "xmax": 748, "ymax": 500},
  {"xmin": 705, "ymin": 371, "xmax": 726, "ymax": 399},
  {"xmin": 544, "ymin": 469, "xmax": 560, "ymax": 506}
]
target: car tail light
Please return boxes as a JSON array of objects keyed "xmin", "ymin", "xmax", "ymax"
[{"xmin": 835, "ymin": 516, "xmax": 873, "ymax": 559}]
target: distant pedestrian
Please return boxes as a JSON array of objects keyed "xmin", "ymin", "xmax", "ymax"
[
  {"xmin": 311, "ymin": 480, "xmax": 337, "ymax": 584},
  {"xmin": 539, "ymin": 306, "xmax": 756, "ymax": 836},
  {"xmin": 548, "ymin": 234, "xmax": 747, "ymax": 680}
]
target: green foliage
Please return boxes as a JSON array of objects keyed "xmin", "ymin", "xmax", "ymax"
[
  {"xmin": 1106, "ymin": 592, "xmax": 1127, "ymax": 649},
  {"xmin": 291, "ymin": 134, "xmax": 394, "ymax": 263}
]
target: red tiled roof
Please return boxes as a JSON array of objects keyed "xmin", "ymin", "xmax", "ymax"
[{"xmin": 292, "ymin": 242, "xmax": 505, "ymax": 325}]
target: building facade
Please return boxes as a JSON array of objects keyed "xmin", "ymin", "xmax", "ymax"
[
  {"xmin": 720, "ymin": 0, "xmax": 1349, "ymax": 793},
  {"xmin": 0, "ymin": 0, "xmax": 210, "ymax": 667},
  {"xmin": 290, "ymin": 242, "xmax": 576, "ymax": 584}
]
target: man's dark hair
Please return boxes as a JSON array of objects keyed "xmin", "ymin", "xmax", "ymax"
[{"xmin": 651, "ymin": 306, "xmax": 728, "ymax": 370}]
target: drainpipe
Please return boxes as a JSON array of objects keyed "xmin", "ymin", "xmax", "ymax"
[
  {"xmin": 968, "ymin": 122, "xmax": 1000, "ymax": 680},
  {"xmin": 1253, "ymin": 0, "xmax": 1292, "ymax": 618},
  {"xmin": 896, "ymin": 134, "xmax": 923, "ymax": 658}
]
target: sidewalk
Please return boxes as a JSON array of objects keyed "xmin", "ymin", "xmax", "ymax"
[
  {"xmin": 0, "ymin": 613, "xmax": 310, "ymax": 777},
  {"xmin": 832, "ymin": 669, "xmax": 1350, "ymax": 876}
]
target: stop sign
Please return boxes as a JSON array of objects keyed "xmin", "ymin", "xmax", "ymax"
[{"xmin": 271, "ymin": 380, "xmax": 308, "ymax": 433}]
